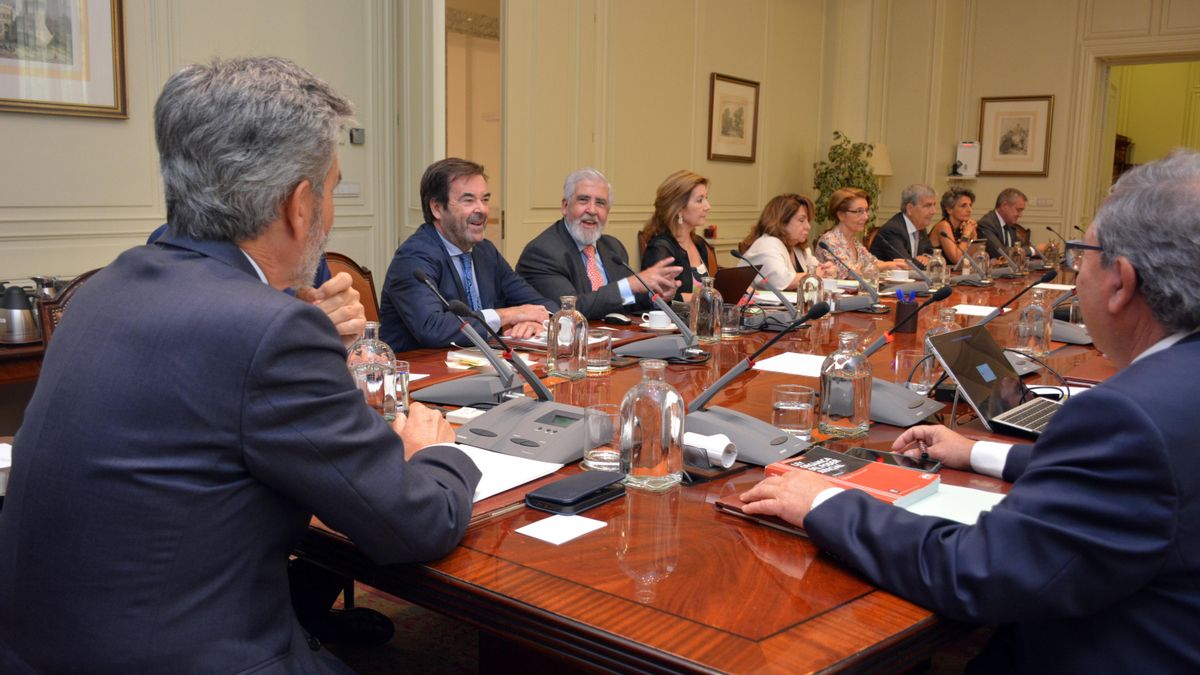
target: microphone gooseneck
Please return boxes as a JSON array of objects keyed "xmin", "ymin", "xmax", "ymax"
[
  {"xmin": 861, "ymin": 286, "xmax": 953, "ymax": 358},
  {"xmin": 1045, "ymin": 226, "xmax": 1069, "ymax": 245},
  {"xmin": 729, "ymin": 249, "xmax": 798, "ymax": 318},
  {"xmin": 977, "ymin": 269, "xmax": 1059, "ymax": 327},
  {"xmin": 447, "ymin": 299, "xmax": 553, "ymax": 402},
  {"xmin": 817, "ymin": 241, "xmax": 880, "ymax": 304},
  {"xmin": 610, "ymin": 254, "xmax": 695, "ymax": 343}
]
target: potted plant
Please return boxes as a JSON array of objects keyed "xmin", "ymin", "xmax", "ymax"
[{"xmin": 812, "ymin": 131, "xmax": 880, "ymax": 232}]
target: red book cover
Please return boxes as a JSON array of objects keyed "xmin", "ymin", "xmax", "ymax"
[{"xmin": 765, "ymin": 446, "xmax": 940, "ymax": 507}]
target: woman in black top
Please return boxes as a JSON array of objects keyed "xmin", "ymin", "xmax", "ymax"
[{"xmin": 640, "ymin": 169, "xmax": 718, "ymax": 301}]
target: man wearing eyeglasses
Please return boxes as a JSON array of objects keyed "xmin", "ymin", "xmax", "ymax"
[
  {"xmin": 740, "ymin": 150, "xmax": 1200, "ymax": 672},
  {"xmin": 378, "ymin": 158, "xmax": 557, "ymax": 351}
]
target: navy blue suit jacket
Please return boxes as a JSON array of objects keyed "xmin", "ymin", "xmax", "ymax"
[
  {"xmin": 0, "ymin": 230, "xmax": 480, "ymax": 673},
  {"xmin": 868, "ymin": 212, "xmax": 933, "ymax": 265},
  {"xmin": 804, "ymin": 334, "xmax": 1200, "ymax": 672},
  {"xmin": 378, "ymin": 222, "xmax": 555, "ymax": 352}
]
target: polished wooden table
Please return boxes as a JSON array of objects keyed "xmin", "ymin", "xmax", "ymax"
[{"xmin": 297, "ymin": 272, "xmax": 1105, "ymax": 673}]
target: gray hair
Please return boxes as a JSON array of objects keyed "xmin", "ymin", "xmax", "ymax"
[
  {"xmin": 1092, "ymin": 149, "xmax": 1200, "ymax": 332},
  {"xmin": 563, "ymin": 168, "xmax": 613, "ymax": 204},
  {"xmin": 155, "ymin": 57, "xmax": 354, "ymax": 241},
  {"xmin": 994, "ymin": 187, "xmax": 1028, "ymax": 208},
  {"xmin": 900, "ymin": 184, "xmax": 936, "ymax": 210}
]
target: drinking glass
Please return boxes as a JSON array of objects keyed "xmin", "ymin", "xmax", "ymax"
[
  {"xmin": 720, "ymin": 304, "xmax": 741, "ymax": 339},
  {"xmin": 772, "ymin": 384, "xmax": 815, "ymax": 441},
  {"xmin": 895, "ymin": 349, "xmax": 933, "ymax": 395},
  {"xmin": 586, "ymin": 329, "xmax": 613, "ymax": 376},
  {"xmin": 393, "ymin": 360, "xmax": 410, "ymax": 415},
  {"xmin": 583, "ymin": 403, "xmax": 622, "ymax": 472}
]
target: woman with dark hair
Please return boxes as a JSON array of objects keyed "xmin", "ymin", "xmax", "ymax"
[
  {"xmin": 640, "ymin": 169, "xmax": 718, "ymax": 300},
  {"xmin": 930, "ymin": 186, "xmax": 978, "ymax": 265},
  {"xmin": 815, "ymin": 187, "xmax": 905, "ymax": 279},
  {"xmin": 738, "ymin": 194, "xmax": 837, "ymax": 290}
]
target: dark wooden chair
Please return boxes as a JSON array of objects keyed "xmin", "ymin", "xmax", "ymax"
[
  {"xmin": 38, "ymin": 269, "xmax": 101, "ymax": 348},
  {"xmin": 325, "ymin": 252, "xmax": 379, "ymax": 323}
]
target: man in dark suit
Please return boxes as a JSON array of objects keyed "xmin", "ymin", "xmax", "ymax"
[
  {"xmin": 868, "ymin": 183, "xmax": 936, "ymax": 267},
  {"xmin": 977, "ymin": 187, "xmax": 1029, "ymax": 258},
  {"xmin": 740, "ymin": 151, "xmax": 1200, "ymax": 672},
  {"xmin": 0, "ymin": 57, "xmax": 480, "ymax": 674},
  {"xmin": 378, "ymin": 158, "xmax": 556, "ymax": 351},
  {"xmin": 515, "ymin": 168, "xmax": 682, "ymax": 320}
]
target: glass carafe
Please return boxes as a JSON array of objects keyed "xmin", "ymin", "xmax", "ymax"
[
  {"xmin": 1008, "ymin": 244, "xmax": 1028, "ymax": 274},
  {"xmin": 690, "ymin": 276, "xmax": 722, "ymax": 344},
  {"xmin": 798, "ymin": 269, "xmax": 822, "ymax": 314},
  {"xmin": 967, "ymin": 240, "xmax": 990, "ymax": 278},
  {"xmin": 923, "ymin": 307, "xmax": 959, "ymax": 383},
  {"xmin": 818, "ymin": 331, "xmax": 872, "ymax": 438},
  {"xmin": 547, "ymin": 295, "xmax": 588, "ymax": 381},
  {"xmin": 619, "ymin": 360, "xmax": 685, "ymax": 490},
  {"xmin": 926, "ymin": 250, "xmax": 947, "ymax": 290},
  {"xmin": 1012, "ymin": 288, "xmax": 1051, "ymax": 357},
  {"xmin": 347, "ymin": 321, "xmax": 397, "ymax": 420}
]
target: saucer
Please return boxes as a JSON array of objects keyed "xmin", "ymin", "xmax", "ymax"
[{"xmin": 639, "ymin": 322, "xmax": 679, "ymax": 333}]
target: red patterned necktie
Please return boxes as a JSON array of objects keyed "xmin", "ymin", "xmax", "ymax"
[{"xmin": 583, "ymin": 244, "xmax": 605, "ymax": 291}]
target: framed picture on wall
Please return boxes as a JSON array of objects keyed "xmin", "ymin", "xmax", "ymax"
[
  {"xmin": 977, "ymin": 95, "xmax": 1053, "ymax": 176},
  {"xmin": 0, "ymin": 0, "xmax": 127, "ymax": 119},
  {"xmin": 707, "ymin": 73, "xmax": 759, "ymax": 163}
]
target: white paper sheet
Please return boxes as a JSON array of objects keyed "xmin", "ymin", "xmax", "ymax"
[
  {"xmin": 516, "ymin": 514, "xmax": 607, "ymax": 545},
  {"xmin": 752, "ymin": 352, "xmax": 827, "ymax": 378},
  {"xmin": 452, "ymin": 444, "xmax": 562, "ymax": 502},
  {"xmin": 1035, "ymin": 283, "xmax": 1075, "ymax": 292},
  {"xmin": 904, "ymin": 483, "xmax": 1005, "ymax": 524},
  {"xmin": 952, "ymin": 303, "xmax": 1007, "ymax": 317}
]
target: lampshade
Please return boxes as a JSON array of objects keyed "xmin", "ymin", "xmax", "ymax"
[{"xmin": 870, "ymin": 143, "xmax": 894, "ymax": 177}]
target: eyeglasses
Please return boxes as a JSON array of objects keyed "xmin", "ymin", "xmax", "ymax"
[
  {"xmin": 843, "ymin": 208, "xmax": 871, "ymax": 216},
  {"xmin": 1065, "ymin": 241, "xmax": 1103, "ymax": 271}
]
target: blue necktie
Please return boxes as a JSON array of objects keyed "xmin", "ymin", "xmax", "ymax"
[{"xmin": 460, "ymin": 253, "xmax": 480, "ymax": 311}]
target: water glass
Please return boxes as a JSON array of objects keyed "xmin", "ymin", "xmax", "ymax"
[
  {"xmin": 586, "ymin": 329, "xmax": 613, "ymax": 376},
  {"xmin": 720, "ymin": 304, "xmax": 741, "ymax": 339},
  {"xmin": 772, "ymin": 384, "xmax": 815, "ymax": 441},
  {"xmin": 894, "ymin": 349, "xmax": 933, "ymax": 395},
  {"xmin": 394, "ymin": 360, "xmax": 410, "ymax": 415},
  {"xmin": 583, "ymin": 403, "xmax": 622, "ymax": 472}
]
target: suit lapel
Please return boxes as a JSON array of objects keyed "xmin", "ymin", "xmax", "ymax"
[{"xmin": 555, "ymin": 221, "xmax": 587, "ymax": 287}]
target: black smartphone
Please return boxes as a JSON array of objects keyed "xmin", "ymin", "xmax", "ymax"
[
  {"xmin": 525, "ymin": 471, "xmax": 626, "ymax": 515},
  {"xmin": 844, "ymin": 446, "xmax": 942, "ymax": 473}
]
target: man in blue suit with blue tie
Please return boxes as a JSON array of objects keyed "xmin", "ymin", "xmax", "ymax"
[
  {"xmin": 378, "ymin": 158, "xmax": 556, "ymax": 352},
  {"xmin": 741, "ymin": 150, "xmax": 1200, "ymax": 672}
]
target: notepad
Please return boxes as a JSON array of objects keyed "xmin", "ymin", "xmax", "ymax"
[{"xmin": 752, "ymin": 352, "xmax": 826, "ymax": 378}]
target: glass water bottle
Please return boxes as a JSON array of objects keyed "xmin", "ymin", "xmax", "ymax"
[
  {"xmin": 923, "ymin": 307, "xmax": 959, "ymax": 383},
  {"xmin": 798, "ymin": 269, "xmax": 822, "ymax": 314},
  {"xmin": 690, "ymin": 276, "xmax": 722, "ymax": 343},
  {"xmin": 347, "ymin": 321, "xmax": 397, "ymax": 421},
  {"xmin": 1012, "ymin": 288, "xmax": 1051, "ymax": 357},
  {"xmin": 926, "ymin": 250, "xmax": 947, "ymax": 290},
  {"xmin": 619, "ymin": 360, "xmax": 685, "ymax": 490},
  {"xmin": 818, "ymin": 331, "xmax": 872, "ymax": 438},
  {"xmin": 547, "ymin": 295, "xmax": 588, "ymax": 381}
]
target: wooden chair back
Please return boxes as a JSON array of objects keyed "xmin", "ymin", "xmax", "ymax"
[
  {"xmin": 325, "ymin": 252, "xmax": 379, "ymax": 323},
  {"xmin": 38, "ymin": 269, "xmax": 101, "ymax": 348}
]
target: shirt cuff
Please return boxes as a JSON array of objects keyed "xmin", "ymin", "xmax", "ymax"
[
  {"xmin": 970, "ymin": 440, "xmax": 1012, "ymax": 478},
  {"xmin": 481, "ymin": 308, "xmax": 501, "ymax": 332},
  {"xmin": 811, "ymin": 486, "xmax": 845, "ymax": 511},
  {"xmin": 617, "ymin": 278, "xmax": 636, "ymax": 306}
]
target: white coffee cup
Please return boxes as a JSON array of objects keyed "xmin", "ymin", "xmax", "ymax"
[
  {"xmin": 641, "ymin": 310, "xmax": 671, "ymax": 328},
  {"xmin": 887, "ymin": 269, "xmax": 910, "ymax": 282}
]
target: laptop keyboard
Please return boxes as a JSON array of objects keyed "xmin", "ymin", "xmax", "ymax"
[{"xmin": 995, "ymin": 397, "xmax": 1060, "ymax": 434}]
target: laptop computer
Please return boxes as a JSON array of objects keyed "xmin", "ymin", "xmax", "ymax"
[
  {"xmin": 713, "ymin": 265, "xmax": 760, "ymax": 304},
  {"xmin": 926, "ymin": 324, "xmax": 1064, "ymax": 438}
]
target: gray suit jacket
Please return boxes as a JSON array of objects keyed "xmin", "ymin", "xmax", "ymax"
[
  {"xmin": 0, "ymin": 229, "xmax": 480, "ymax": 673},
  {"xmin": 515, "ymin": 219, "xmax": 648, "ymax": 320}
]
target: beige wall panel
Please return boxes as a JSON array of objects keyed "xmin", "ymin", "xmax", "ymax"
[
  {"xmin": 877, "ymin": 0, "xmax": 938, "ymax": 203},
  {"xmin": 1086, "ymin": 0, "xmax": 1153, "ymax": 38},
  {"xmin": 760, "ymin": 0, "xmax": 825, "ymax": 203},
  {"xmin": 526, "ymin": 2, "xmax": 587, "ymax": 212},
  {"xmin": 1162, "ymin": 0, "xmax": 1200, "ymax": 36}
]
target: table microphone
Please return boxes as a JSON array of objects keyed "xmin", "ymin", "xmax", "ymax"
[
  {"xmin": 1045, "ymin": 226, "xmax": 1070, "ymax": 246},
  {"xmin": 609, "ymin": 255, "xmax": 695, "ymax": 344},
  {"xmin": 979, "ymin": 229, "xmax": 1023, "ymax": 278},
  {"xmin": 816, "ymin": 241, "xmax": 885, "ymax": 313},
  {"xmin": 861, "ymin": 286, "xmax": 953, "ymax": 358},
  {"xmin": 728, "ymin": 249, "xmax": 797, "ymax": 319},
  {"xmin": 1074, "ymin": 225, "xmax": 1088, "ymax": 236},
  {"xmin": 977, "ymin": 268, "xmax": 1058, "ymax": 327},
  {"xmin": 447, "ymin": 300, "xmax": 553, "ymax": 402}
]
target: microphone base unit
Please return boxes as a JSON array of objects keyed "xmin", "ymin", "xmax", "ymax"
[
  {"xmin": 890, "ymin": 281, "xmax": 930, "ymax": 296},
  {"xmin": 869, "ymin": 378, "xmax": 945, "ymax": 427},
  {"xmin": 614, "ymin": 335, "xmax": 695, "ymax": 360},
  {"xmin": 455, "ymin": 396, "xmax": 588, "ymax": 464},
  {"xmin": 412, "ymin": 374, "xmax": 525, "ymax": 408},
  {"xmin": 759, "ymin": 309, "xmax": 806, "ymax": 332},
  {"xmin": 685, "ymin": 406, "xmax": 810, "ymax": 466},
  {"xmin": 1052, "ymin": 319, "xmax": 1092, "ymax": 345},
  {"xmin": 833, "ymin": 295, "xmax": 888, "ymax": 314},
  {"xmin": 950, "ymin": 274, "xmax": 992, "ymax": 287}
]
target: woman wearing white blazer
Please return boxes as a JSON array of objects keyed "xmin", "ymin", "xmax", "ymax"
[{"xmin": 739, "ymin": 193, "xmax": 836, "ymax": 290}]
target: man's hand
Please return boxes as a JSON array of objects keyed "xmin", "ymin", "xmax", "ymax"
[
  {"xmin": 891, "ymin": 424, "xmax": 975, "ymax": 471},
  {"xmin": 391, "ymin": 402, "xmax": 455, "ymax": 460},
  {"xmin": 503, "ymin": 320, "xmax": 544, "ymax": 339},
  {"xmin": 915, "ymin": 254, "xmax": 931, "ymax": 267},
  {"xmin": 628, "ymin": 258, "xmax": 683, "ymax": 297},
  {"xmin": 739, "ymin": 470, "xmax": 835, "ymax": 527},
  {"xmin": 296, "ymin": 272, "xmax": 366, "ymax": 348},
  {"xmin": 496, "ymin": 304, "xmax": 550, "ymax": 328}
]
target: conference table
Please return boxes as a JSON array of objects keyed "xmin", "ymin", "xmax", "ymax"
[{"xmin": 296, "ymin": 269, "xmax": 1108, "ymax": 673}]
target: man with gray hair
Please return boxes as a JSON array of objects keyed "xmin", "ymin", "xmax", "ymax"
[
  {"xmin": 516, "ymin": 168, "xmax": 682, "ymax": 321},
  {"xmin": 740, "ymin": 150, "xmax": 1200, "ymax": 672},
  {"xmin": 977, "ymin": 187, "xmax": 1030, "ymax": 259},
  {"xmin": 0, "ymin": 57, "xmax": 480, "ymax": 673},
  {"xmin": 868, "ymin": 183, "xmax": 936, "ymax": 268}
]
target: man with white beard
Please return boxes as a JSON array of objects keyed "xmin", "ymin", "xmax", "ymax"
[
  {"xmin": 516, "ymin": 168, "xmax": 682, "ymax": 321},
  {"xmin": 379, "ymin": 157, "xmax": 557, "ymax": 351}
]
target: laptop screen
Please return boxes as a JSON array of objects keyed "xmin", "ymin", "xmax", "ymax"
[
  {"xmin": 927, "ymin": 325, "xmax": 1031, "ymax": 424},
  {"xmin": 714, "ymin": 265, "xmax": 759, "ymax": 304}
]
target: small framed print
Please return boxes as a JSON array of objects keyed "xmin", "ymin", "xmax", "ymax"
[
  {"xmin": 707, "ymin": 73, "xmax": 759, "ymax": 163},
  {"xmin": 978, "ymin": 95, "xmax": 1054, "ymax": 176}
]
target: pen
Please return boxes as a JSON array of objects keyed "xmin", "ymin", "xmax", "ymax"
[
  {"xmin": 896, "ymin": 289, "xmax": 904, "ymax": 301},
  {"xmin": 919, "ymin": 440, "xmax": 929, "ymax": 461}
]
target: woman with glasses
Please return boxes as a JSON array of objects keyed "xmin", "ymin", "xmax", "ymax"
[
  {"xmin": 816, "ymin": 187, "xmax": 906, "ymax": 280},
  {"xmin": 930, "ymin": 187, "xmax": 978, "ymax": 266},
  {"xmin": 738, "ymin": 193, "xmax": 837, "ymax": 290}
]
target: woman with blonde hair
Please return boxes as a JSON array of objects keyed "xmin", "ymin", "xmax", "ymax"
[
  {"xmin": 641, "ymin": 169, "xmax": 718, "ymax": 300},
  {"xmin": 815, "ymin": 187, "xmax": 905, "ymax": 279},
  {"xmin": 738, "ymin": 194, "xmax": 837, "ymax": 290}
]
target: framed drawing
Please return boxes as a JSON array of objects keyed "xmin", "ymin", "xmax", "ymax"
[
  {"xmin": 707, "ymin": 73, "xmax": 759, "ymax": 163},
  {"xmin": 977, "ymin": 95, "xmax": 1053, "ymax": 176},
  {"xmin": 0, "ymin": 0, "xmax": 127, "ymax": 119}
]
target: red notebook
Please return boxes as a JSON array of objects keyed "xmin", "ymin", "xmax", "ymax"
[{"xmin": 765, "ymin": 446, "xmax": 939, "ymax": 507}]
